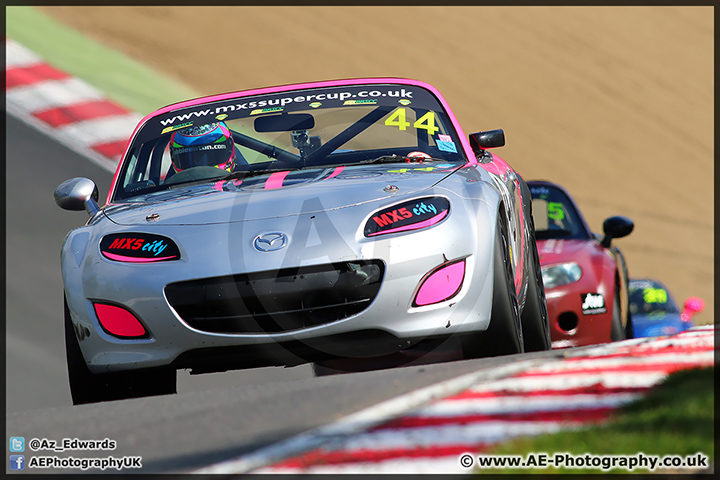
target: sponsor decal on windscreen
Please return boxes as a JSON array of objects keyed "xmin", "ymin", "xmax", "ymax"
[{"xmin": 157, "ymin": 87, "xmax": 417, "ymax": 128}]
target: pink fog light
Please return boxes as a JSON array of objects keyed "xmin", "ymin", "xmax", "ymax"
[
  {"xmin": 413, "ymin": 260, "xmax": 466, "ymax": 307},
  {"xmin": 94, "ymin": 303, "xmax": 148, "ymax": 338}
]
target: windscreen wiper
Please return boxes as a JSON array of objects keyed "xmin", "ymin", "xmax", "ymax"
[
  {"xmin": 361, "ymin": 155, "xmax": 448, "ymax": 165},
  {"xmin": 221, "ymin": 167, "xmax": 293, "ymax": 181}
]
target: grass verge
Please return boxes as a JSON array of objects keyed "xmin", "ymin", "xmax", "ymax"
[
  {"xmin": 476, "ymin": 366, "xmax": 714, "ymax": 474},
  {"xmin": 6, "ymin": 6, "xmax": 198, "ymax": 115}
]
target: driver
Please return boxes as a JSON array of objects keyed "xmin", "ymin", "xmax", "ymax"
[{"xmin": 169, "ymin": 122, "xmax": 237, "ymax": 173}]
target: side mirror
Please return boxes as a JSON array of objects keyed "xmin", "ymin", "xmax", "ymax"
[
  {"xmin": 681, "ymin": 297, "xmax": 705, "ymax": 322},
  {"xmin": 54, "ymin": 177, "xmax": 101, "ymax": 217},
  {"xmin": 469, "ymin": 129, "xmax": 505, "ymax": 156},
  {"xmin": 600, "ymin": 215, "xmax": 634, "ymax": 248}
]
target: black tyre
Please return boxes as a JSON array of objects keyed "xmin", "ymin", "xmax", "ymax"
[
  {"xmin": 65, "ymin": 296, "xmax": 176, "ymax": 405},
  {"xmin": 312, "ymin": 362, "xmax": 343, "ymax": 377},
  {"xmin": 520, "ymin": 232, "xmax": 552, "ymax": 352},
  {"xmin": 610, "ymin": 287, "xmax": 626, "ymax": 342},
  {"xmin": 613, "ymin": 246, "xmax": 633, "ymax": 338},
  {"xmin": 462, "ymin": 214, "xmax": 524, "ymax": 358},
  {"xmin": 625, "ymin": 311, "xmax": 634, "ymax": 339}
]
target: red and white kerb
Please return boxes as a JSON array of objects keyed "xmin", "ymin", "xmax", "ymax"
[{"xmin": 5, "ymin": 38, "xmax": 142, "ymax": 171}]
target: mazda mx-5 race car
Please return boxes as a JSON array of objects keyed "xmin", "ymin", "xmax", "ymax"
[
  {"xmin": 55, "ymin": 78, "xmax": 550, "ymax": 404},
  {"xmin": 527, "ymin": 180, "xmax": 634, "ymax": 348},
  {"xmin": 628, "ymin": 278, "xmax": 705, "ymax": 338}
]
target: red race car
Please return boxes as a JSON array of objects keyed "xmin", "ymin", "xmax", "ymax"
[{"xmin": 527, "ymin": 180, "xmax": 634, "ymax": 348}]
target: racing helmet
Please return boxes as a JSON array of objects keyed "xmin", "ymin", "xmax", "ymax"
[{"xmin": 170, "ymin": 122, "xmax": 236, "ymax": 172}]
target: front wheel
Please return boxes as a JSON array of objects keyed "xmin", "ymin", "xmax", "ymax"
[
  {"xmin": 312, "ymin": 362, "xmax": 345, "ymax": 377},
  {"xmin": 610, "ymin": 287, "xmax": 626, "ymax": 342},
  {"xmin": 520, "ymin": 232, "xmax": 552, "ymax": 351},
  {"xmin": 65, "ymin": 296, "xmax": 176, "ymax": 405},
  {"xmin": 625, "ymin": 311, "xmax": 634, "ymax": 339},
  {"xmin": 462, "ymin": 215, "xmax": 524, "ymax": 358}
]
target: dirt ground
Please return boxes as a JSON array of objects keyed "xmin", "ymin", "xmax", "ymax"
[{"xmin": 41, "ymin": 6, "xmax": 714, "ymax": 323}]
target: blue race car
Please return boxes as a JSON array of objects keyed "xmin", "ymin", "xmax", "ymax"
[{"xmin": 628, "ymin": 278, "xmax": 705, "ymax": 337}]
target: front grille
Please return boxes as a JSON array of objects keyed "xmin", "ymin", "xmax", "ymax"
[{"xmin": 165, "ymin": 260, "xmax": 384, "ymax": 334}]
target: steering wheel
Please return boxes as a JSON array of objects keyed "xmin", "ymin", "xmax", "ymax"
[{"xmin": 162, "ymin": 166, "xmax": 227, "ymax": 186}]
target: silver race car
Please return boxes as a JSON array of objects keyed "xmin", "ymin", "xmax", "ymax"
[{"xmin": 55, "ymin": 78, "xmax": 550, "ymax": 404}]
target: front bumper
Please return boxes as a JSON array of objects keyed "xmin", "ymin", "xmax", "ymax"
[
  {"xmin": 546, "ymin": 285, "xmax": 614, "ymax": 348},
  {"xmin": 63, "ymin": 193, "xmax": 499, "ymax": 373}
]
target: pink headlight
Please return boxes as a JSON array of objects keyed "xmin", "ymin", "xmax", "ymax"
[
  {"xmin": 413, "ymin": 259, "xmax": 466, "ymax": 307},
  {"xmin": 94, "ymin": 303, "xmax": 148, "ymax": 338}
]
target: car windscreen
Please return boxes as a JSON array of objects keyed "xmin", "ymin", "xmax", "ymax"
[
  {"xmin": 529, "ymin": 185, "xmax": 590, "ymax": 240},
  {"xmin": 112, "ymin": 84, "xmax": 466, "ymax": 201},
  {"xmin": 628, "ymin": 280, "xmax": 680, "ymax": 315}
]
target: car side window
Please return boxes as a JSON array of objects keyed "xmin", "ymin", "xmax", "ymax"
[{"xmin": 118, "ymin": 137, "xmax": 174, "ymax": 199}]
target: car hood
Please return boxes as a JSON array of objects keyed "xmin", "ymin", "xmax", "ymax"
[
  {"xmin": 632, "ymin": 313, "xmax": 685, "ymax": 337},
  {"xmin": 103, "ymin": 163, "xmax": 462, "ymax": 226},
  {"xmin": 536, "ymin": 238, "xmax": 597, "ymax": 265}
]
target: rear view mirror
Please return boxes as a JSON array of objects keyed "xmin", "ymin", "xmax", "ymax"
[{"xmin": 255, "ymin": 113, "xmax": 315, "ymax": 132}]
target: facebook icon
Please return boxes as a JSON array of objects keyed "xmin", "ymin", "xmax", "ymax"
[{"xmin": 9, "ymin": 455, "xmax": 25, "ymax": 470}]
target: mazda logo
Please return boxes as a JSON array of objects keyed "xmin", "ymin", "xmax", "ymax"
[{"xmin": 253, "ymin": 232, "xmax": 288, "ymax": 252}]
